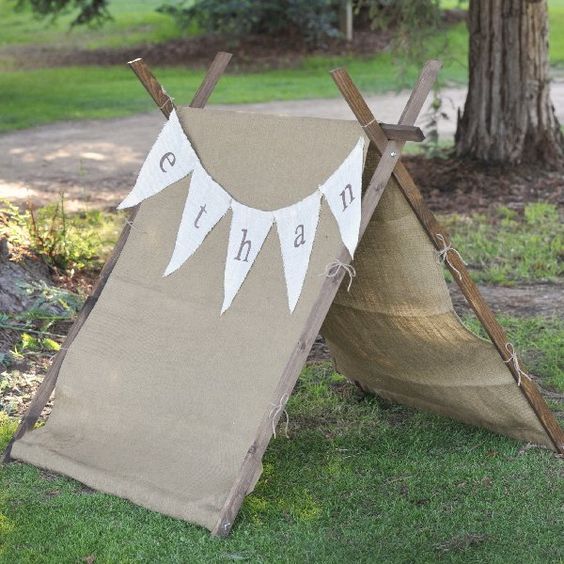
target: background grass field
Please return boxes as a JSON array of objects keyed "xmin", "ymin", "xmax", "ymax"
[{"xmin": 0, "ymin": 0, "xmax": 563, "ymax": 132}]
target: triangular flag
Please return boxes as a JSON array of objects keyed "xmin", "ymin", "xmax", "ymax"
[
  {"xmin": 274, "ymin": 191, "xmax": 322, "ymax": 312},
  {"xmin": 118, "ymin": 109, "xmax": 198, "ymax": 209},
  {"xmin": 163, "ymin": 164, "xmax": 232, "ymax": 276},
  {"xmin": 319, "ymin": 137, "xmax": 364, "ymax": 257},
  {"xmin": 222, "ymin": 202, "xmax": 274, "ymax": 314}
]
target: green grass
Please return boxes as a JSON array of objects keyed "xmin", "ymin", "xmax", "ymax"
[
  {"xmin": 441, "ymin": 203, "xmax": 563, "ymax": 285},
  {"xmin": 0, "ymin": 46, "xmax": 470, "ymax": 133},
  {"xmin": 0, "ymin": 0, "xmax": 183, "ymax": 49},
  {"xmin": 0, "ymin": 199, "xmax": 124, "ymax": 271},
  {"xmin": 463, "ymin": 315, "xmax": 564, "ymax": 393},
  {"xmin": 1, "ymin": 363, "xmax": 562, "ymax": 563},
  {"xmin": 1, "ymin": 194, "xmax": 562, "ymax": 561},
  {"xmin": 548, "ymin": 0, "xmax": 564, "ymax": 66},
  {"xmin": 0, "ymin": 2, "xmax": 563, "ymax": 132}
]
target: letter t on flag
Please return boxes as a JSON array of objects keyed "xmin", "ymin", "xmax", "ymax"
[
  {"xmin": 163, "ymin": 164, "xmax": 232, "ymax": 276},
  {"xmin": 222, "ymin": 202, "xmax": 274, "ymax": 314}
]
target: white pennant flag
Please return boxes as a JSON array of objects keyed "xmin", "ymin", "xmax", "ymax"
[
  {"xmin": 118, "ymin": 109, "xmax": 199, "ymax": 209},
  {"xmin": 222, "ymin": 202, "xmax": 274, "ymax": 314},
  {"xmin": 163, "ymin": 163, "xmax": 232, "ymax": 276},
  {"xmin": 274, "ymin": 191, "xmax": 322, "ymax": 312},
  {"xmin": 319, "ymin": 137, "xmax": 364, "ymax": 257}
]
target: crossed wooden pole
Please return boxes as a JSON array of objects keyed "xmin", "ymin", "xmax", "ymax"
[{"xmin": 3, "ymin": 52, "xmax": 562, "ymax": 537}]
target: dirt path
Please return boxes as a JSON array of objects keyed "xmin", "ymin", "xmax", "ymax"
[{"xmin": 2, "ymin": 81, "xmax": 564, "ymax": 210}]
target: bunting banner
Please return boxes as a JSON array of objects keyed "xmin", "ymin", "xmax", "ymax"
[
  {"xmin": 274, "ymin": 191, "xmax": 322, "ymax": 312},
  {"xmin": 118, "ymin": 109, "xmax": 365, "ymax": 313},
  {"xmin": 222, "ymin": 202, "xmax": 274, "ymax": 314},
  {"xmin": 118, "ymin": 110, "xmax": 199, "ymax": 210},
  {"xmin": 164, "ymin": 164, "xmax": 232, "ymax": 277},
  {"xmin": 319, "ymin": 137, "xmax": 364, "ymax": 257}
]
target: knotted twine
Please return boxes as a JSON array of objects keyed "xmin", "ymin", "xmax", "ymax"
[
  {"xmin": 159, "ymin": 94, "xmax": 175, "ymax": 112},
  {"xmin": 435, "ymin": 233, "xmax": 467, "ymax": 280},
  {"xmin": 503, "ymin": 343, "xmax": 532, "ymax": 387},
  {"xmin": 321, "ymin": 260, "xmax": 357, "ymax": 291},
  {"xmin": 270, "ymin": 393, "xmax": 290, "ymax": 439}
]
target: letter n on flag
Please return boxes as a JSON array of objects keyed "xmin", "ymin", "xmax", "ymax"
[{"xmin": 319, "ymin": 137, "xmax": 364, "ymax": 257}]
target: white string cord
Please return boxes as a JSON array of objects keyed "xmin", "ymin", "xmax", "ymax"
[
  {"xmin": 125, "ymin": 219, "xmax": 147, "ymax": 234},
  {"xmin": 269, "ymin": 393, "xmax": 290, "ymax": 439},
  {"xmin": 435, "ymin": 233, "xmax": 467, "ymax": 280},
  {"xmin": 159, "ymin": 95, "xmax": 175, "ymax": 111},
  {"xmin": 503, "ymin": 343, "xmax": 532, "ymax": 387},
  {"xmin": 321, "ymin": 260, "xmax": 357, "ymax": 291}
]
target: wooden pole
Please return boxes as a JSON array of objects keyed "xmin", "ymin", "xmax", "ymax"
[
  {"xmin": 2, "ymin": 52, "xmax": 233, "ymax": 464},
  {"xmin": 330, "ymin": 67, "xmax": 564, "ymax": 455},
  {"xmin": 211, "ymin": 61, "xmax": 441, "ymax": 537}
]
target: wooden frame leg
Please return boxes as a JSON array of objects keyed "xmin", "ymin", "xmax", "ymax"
[
  {"xmin": 2, "ymin": 51, "xmax": 233, "ymax": 464},
  {"xmin": 331, "ymin": 67, "xmax": 564, "ymax": 455},
  {"xmin": 211, "ymin": 61, "xmax": 441, "ymax": 537}
]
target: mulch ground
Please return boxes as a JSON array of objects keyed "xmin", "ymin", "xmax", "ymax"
[{"xmin": 405, "ymin": 155, "xmax": 564, "ymax": 214}]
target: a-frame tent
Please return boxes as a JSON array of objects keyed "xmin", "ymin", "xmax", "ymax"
[{"xmin": 3, "ymin": 53, "xmax": 563, "ymax": 537}]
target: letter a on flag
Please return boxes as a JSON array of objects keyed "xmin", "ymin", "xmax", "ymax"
[
  {"xmin": 274, "ymin": 192, "xmax": 322, "ymax": 312},
  {"xmin": 118, "ymin": 109, "xmax": 199, "ymax": 209},
  {"xmin": 163, "ymin": 164, "xmax": 232, "ymax": 276},
  {"xmin": 319, "ymin": 137, "xmax": 364, "ymax": 257},
  {"xmin": 222, "ymin": 202, "xmax": 274, "ymax": 314}
]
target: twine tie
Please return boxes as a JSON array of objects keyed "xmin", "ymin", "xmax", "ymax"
[
  {"xmin": 503, "ymin": 343, "xmax": 532, "ymax": 387},
  {"xmin": 159, "ymin": 95, "xmax": 175, "ymax": 111},
  {"xmin": 435, "ymin": 233, "xmax": 467, "ymax": 280},
  {"xmin": 125, "ymin": 219, "xmax": 147, "ymax": 234},
  {"xmin": 322, "ymin": 260, "xmax": 357, "ymax": 291},
  {"xmin": 269, "ymin": 393, "xmax": 290, "ymax": 439}
]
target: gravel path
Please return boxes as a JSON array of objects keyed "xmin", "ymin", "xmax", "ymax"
[{"xmin": 2, "ymin": 81, "xmax": 564, "ymax": 210}]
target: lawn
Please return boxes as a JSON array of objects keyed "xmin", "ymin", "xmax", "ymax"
[
  {"xmin": 0, "ymin": 200, "xmax": 562, "ymax": 562},
  {"xmin": 0, "ymin": 49, "xmax": 469, "ymax": 133},
  {"xmin": 1, "ymin": 364, "xmax": 563, "ymax": 563},
  {"xmin": 0, "ymin": 0, "xmax": 183, "ymax": 49},
  {"xmin": 0, "ymin": 1, "xmax": 563, "ymax": 132}
]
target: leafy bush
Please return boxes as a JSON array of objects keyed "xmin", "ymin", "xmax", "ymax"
[
  {"xmin": 16, "ymin": 0, "xmax": 111, "ymax": 26},
  {"xmin": 158, "ymin": 0, "xmax": 340, "ymax": 46},
  {"xmin": 0, "ymin": 198, "xmax": 122, "ymax": 272}
]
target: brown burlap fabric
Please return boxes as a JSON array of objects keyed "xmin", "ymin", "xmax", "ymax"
[
  {"xmin": 12, "ymin": 108, "xmax": 552, "ymax": 533},
  {"xmin": 12, "ymin": 109, "xmax": 365, "ymax": 531},
  {"xmin": 322, "ymin": 175, "xmax": 551, "ymax": 448}
]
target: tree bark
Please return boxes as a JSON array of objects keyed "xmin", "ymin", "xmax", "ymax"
[{"xmin": 455, "ymin": 0, "xmax": 564, "ymax": 165}]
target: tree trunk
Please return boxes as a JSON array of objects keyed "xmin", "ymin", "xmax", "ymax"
[{"xmin": 455, "ymin": 0, "xmax": 564, "ymax": 165}]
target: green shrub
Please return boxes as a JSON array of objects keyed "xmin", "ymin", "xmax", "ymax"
[
  {"xmin": 0, "ymin": 198, "xmax": 122, "ymax": 273},
  {"xmin": 158, "ymin": 0, "xmax": 340, "ymax": 46}
]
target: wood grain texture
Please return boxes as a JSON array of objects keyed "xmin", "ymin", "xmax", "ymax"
[
  {"xmin": 379, "ymin": 123, "xmax": 424, "ymax": 142},
  {"xmin": 128, "ymin": 58, "xmax": 176, "ymax": 118},
  {"xmin": 190, "ymin": 52, "xmax": 232, "ymax": 107},
  {"xmin": 2, "ymin": 53, "xmax": 232, "ymax": 463},
  {"xmin": 211, "ymin": 64, "xmax": 439, "ymax": 537},
  {"xmin": 331, "ymin": 68, "xmax": 564, "ymax": 455}
]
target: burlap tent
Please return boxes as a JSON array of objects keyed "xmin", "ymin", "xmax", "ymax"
[{"xmin": 5, "ymin": 55, "xmax": 563, "ymax": 537}]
